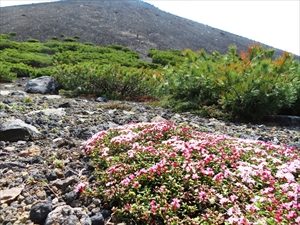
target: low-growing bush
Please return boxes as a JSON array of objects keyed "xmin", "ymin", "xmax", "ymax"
[
  {"xmin": 6, "ymin": 62, "xmax": 35, "ymax": 77},
  {"xmin": 161, "ymin": 45, "xmax": 300, "ymax": 122},
  {"xmin": 148, "ymin": 49, "xmax": 185, "ymax": 66},
  {"xmin": 0, "ymin": 62, "xmax": 17, "ymax": 82},
  {"xmin": 52, "ymin": 63, "xmax": 163, "ymax": 99},
  {"xmin": 63, "ymin": 38, "xmax": 77, "ymax": 42},
  {"xmin": 82, "ymin": 122, "xmax": 300, "ymax": 224},
  {"xmin": 0, "ymin": 49, "xmax": 52, "ymax": 68},
  {"xmin": 27, "ymin": 38, "xmax": 40, "ymax": 43}
]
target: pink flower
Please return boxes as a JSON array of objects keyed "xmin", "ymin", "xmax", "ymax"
[
  {"xmin": 108, "ymin": 166, "xmax": 116, "ymax": 174},
  {"xmin": 101, "ymin": 147, "xmax": 109, "ymax": 158},
  {"xmin": 229, "ymin": 195, "xmax": 238, "ymax": 202},
  {"xmin": 245, "ymin": 204, "xmax": 259, "ymax": 213},
  {"xmin": 133, "ymin": 181, "xmax": 140, "ymax": 188},
  {"xmin": 287, "ymin": 211, "xmax": 297, "ymax": 220},
  {"xmin": 120, "ymin": 177, "xmax": 131, "ymax": 186},
  {"xmin": 76, "ymin": 182, "xmax": 88, "ymax": 193},
  {"xmin": 127, "ymin": 150, "xmax": 135, "ymax": 158},
  {"xmin": 171, "ymin": 198, "xmax": 180, "ymax": 210},
  {"xmin": 197, "ymin": 191, "xmax": 207, "ymax": 201},
  {"xmin": 150, "ymin": 200, "xmax": 157, "ymax": 214}
]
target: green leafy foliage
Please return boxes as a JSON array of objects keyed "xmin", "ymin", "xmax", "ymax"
[
  {"xmin": 53, "ymin": 62, "xmax": 163, "ymax": 99},
  {"xmin": 148, "ymin": 49, "xmax": 185, "ymax": 66},
  {"xmin": 0, "ymin": 62, "xmax": 17, "ymax": 82},
  {"xmin": 161, "ymin": 45, "xmax": 300, "ymax": 121},
  {"xmin": 1, "ymin": 32, "xmax": 299, "ymax": 121},
  {"xmin": 5, "ymin": 62, "xmax": 35, "ymax": 77}
]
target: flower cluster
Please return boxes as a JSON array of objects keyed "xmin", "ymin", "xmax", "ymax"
[{"xmin": 83, "ymin": 122, "xmax": 300, "ymax": 224}]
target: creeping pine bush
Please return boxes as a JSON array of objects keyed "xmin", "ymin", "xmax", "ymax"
[
  {"xmin": 83, "ymin": 122, "xmax": 300, "ymax": 225},
  {"xmin": 0, "ymin": 62, "xmax": 17, "ymax": 82},
  {"xmin": 161, "ymin": 45, "xmax": 300, "ymax": 122},
  {"xmin": 53, "ymin": 63, "xmax": 163, "ymax": 99}
]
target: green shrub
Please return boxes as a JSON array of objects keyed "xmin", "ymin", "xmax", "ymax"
[
  {"xmin": 6, "ymin": 62, "xmax": 35, "ymax": 77},
  {"xmin": 27, "ymin": 38, "xmax": 40, "ymax": 43},
  {"xmin": 84, "ymin": 42, "xmax": 94, "ymax": 46},
  {"xmin": 63, "ymin": 38, "xmax": 76, "ymax": 42},
  {"xmin": 0, "ymin": 38, "xmax": 14, "ymax": 50},
  {"xmin": 52, "ymin": 63, "xmax": 163, "ymax": 99},
  {"xmin": 8, "ymin": 32, "xmax": 17, "ymax": 37},
  {"xmin": 0, "ymin": 34, "xmax": 11, "ymax": 40},
  {"xmin": 31, "ymin": 67, "xmax": 55, "ymax": 78},
  {"xmin": 0, "ymin": 63, "xmax": 17, "ymax": 82},
  {"xmin": 148, "ymin": 49, "xmax": 185, "ymax": 66},
  {"xmin": 160, "ymin": 45, "xmax": 300, "ymax": 122},
  {"xmin": 0, "ymin": 49, "xmax": 52, "ymax": 68}
]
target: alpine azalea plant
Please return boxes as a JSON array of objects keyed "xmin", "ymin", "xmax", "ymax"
[{"xmin": 82, "ymin": 122, "xmax": 300, "ymax": 224}]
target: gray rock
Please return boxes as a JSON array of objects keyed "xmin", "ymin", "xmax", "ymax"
[
  {"xmin": 45, "ymin": 205, "xmax": 91, "ymax": 225},
  {"xmin": 90, "ymin": 212, "xmax": 104, "ymax": 225},
  {"xmin": 0, "ymin": 90, "xmax": 10, "ymax": 96},
  {"xmin": 95, "ymin": 97, "xmax": 108, "ymax": 102},
  {"xmin": 151, "ymin": 115, "xmax": 167, "ymax": 122},
  {"xmin": 50, "ymin": 175, "xmax": 79, "ymax": 191},
  {"xmin": 27, "ymin": 108, "xmax": 66, "ymax": 116},
  {"xmin": 0, "ymin": 161, "xmax": 26, "ymax": 169},
  {"xmin": 58, "ymin": 102, "xmax": 71, "ymax": 108},
  {"xmin": 24, "ymin": 76, "xmax": 59, "ymax": 95},
  {"xmin": 30, "ymin": 201, "xmax": 52, "ymax": 224},
  {"xmin": 10, "ymin": 91, "xmax": 27, "ymax": 96},
  {"xmin": 63, "ymin": 190, "xmax": 78, "ymax": 204},
  {"xmin": 0, "ymin": 112, "xmax": 9, "ymax": 118},
  {"xmin": 0, "ymin": 119, "xmax": 43, "ymax": 141},
  {"xmin": 100, "ymin": 209, "xmax": 112, "ymax": 219}
]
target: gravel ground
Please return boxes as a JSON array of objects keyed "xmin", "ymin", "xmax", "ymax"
[{"xmin": 0, "ymin": 78, "xmax": 300, "ymax": 224}]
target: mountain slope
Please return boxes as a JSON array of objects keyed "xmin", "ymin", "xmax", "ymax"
[{"xmin": 1, "ymin": 0, "xmax": 299, "ymax": 60}]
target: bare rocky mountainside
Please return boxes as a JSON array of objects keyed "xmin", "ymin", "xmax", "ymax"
[{"xmin": 1, "ymin": 0, "xmax": 299, "ymax": 60}]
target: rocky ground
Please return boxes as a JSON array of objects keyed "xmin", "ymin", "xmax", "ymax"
[{"xmin": 0, "ymin": 78, "xmax": 300, "ymax": 225}]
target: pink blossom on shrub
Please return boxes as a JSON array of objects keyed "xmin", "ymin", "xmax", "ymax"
[
  {"xmin": 82, "ymin": 121, "xmax": 300, "ymax": 224},
  {"xmin": 76, "ymin": 182, "xmax": 88, "ymax": 193},
  {"xmin": 171, "ymin": 198, "xmax": 180, "ymax": 210}
]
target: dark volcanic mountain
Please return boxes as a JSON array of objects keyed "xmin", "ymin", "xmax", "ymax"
[{"xmin": 1, "ymin": 0, "xmax": 299, "ymax": 60}]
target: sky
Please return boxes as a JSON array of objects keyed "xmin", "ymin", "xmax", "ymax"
[{"xmin": 1, "ymin": 0, "xmax": 299, "ymax": 55}]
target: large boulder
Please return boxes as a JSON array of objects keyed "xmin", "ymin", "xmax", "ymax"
[
  {"xmin": 24, "ymin": 76, "xmax": 59, "ymax": 94},
  {"xmin": 0, "ymin": 119, "xmax": 43, "ymax": 141}
]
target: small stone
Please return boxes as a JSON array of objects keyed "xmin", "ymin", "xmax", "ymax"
[
  {"xmin": 51, "ymin": 198, "xmax": 59, "ymax": 205},
  {"xmin": 30, "ymin": 202, "xmax": 52, "ymax": 224},
  {"xmin": 92, "ymin": 198, "xmax": 101, "ymax": 206},
  {"xmin": 150, "ymin": 115, "xmax": 167, "ymax": 122},
  {"xmin": 19, "ymin": 145, "xmax": 41, "ymax": 157},
  {"xmin": 35, "ymin": 189, "xmax": 47, "ymax": 200},
  {"xmin": 50, "ymin": 175, "xmax": 78, "ymax": 190},
  {"xmin": 58, "ymin": 102, "xmax": 71, "ymax": 108},
  {"xmin": 53, "ymin": 168, "xmax": 64, "ymax": 178},
  {"xmin": 63, "ymin": 190, "xmax": 78, "ymax": 204},
  {"xmin": 18, "ymin": 212, "xmax": 30, "ymax": 223},
  {"xmin": 46, "ymin": 172, "xmax": 57, "ymax": 182},
  {"xmin": 100, "ymin": 209, "xmax": 112, "ymax": 219},
  {"xmin": 95, "ymin": 97, "xmax": 108, "ymax": 102},
  {"xmin": 90, "ymin": 212, "xmax": 104, "ymax": 225},
  {"xmin": 44, "ymin": 205, "xmax": 91, "ymax": 225}
]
